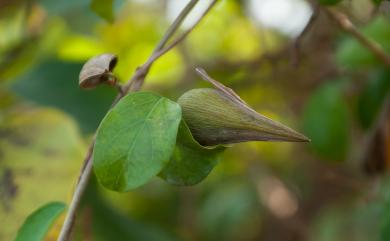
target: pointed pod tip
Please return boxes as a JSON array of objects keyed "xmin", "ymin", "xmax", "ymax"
[
  {"xmin": 278, "ymin": 131, "xmax": 311, "ymax": 143},
  {"xmin": 285, "ymin": 128, "xmax": 310, "ymax": 143},
  {"xmin": 250, "ymin": 112, "xmax": 311, "ymax": 144},
  {"xmin": 296, "ymin": 134, "xmax": 311, "ymax": 143},
  {"xmin": 278, "ymin": 128, "xmax": 311, "ymax": 143}
]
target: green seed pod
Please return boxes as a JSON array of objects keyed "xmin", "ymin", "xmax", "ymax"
[
  {"xmin": 178, "ymin": 69, "xmax": 310, "ymax": 146},
  {"xmin": 79, "ymin": 53, "xmax": 118, "ymax": 89}
]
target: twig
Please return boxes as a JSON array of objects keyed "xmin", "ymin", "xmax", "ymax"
[
  {"xmin": 360, "ymin": 98, "xmax": 390, "ymax": 173},
  {"xmin": 149, "ymin": 0, "xmax": 218, "ymax": 64},
  {"xmin": 326, "ymin": 8, "xmax": 390, "ymax": 67},
  {"xmin": 153, "ymin": 0, "xmax": 199, "ymax": 52},
  {"xmin": 56, "ymin": 144, "xmax": 94, "ymax": 241},
  {"xmin": 56, "ymin": 1, "xmax": 218, "ymax": 241},
  {"xmin": 128, "ymin": 0, "xmax": 218, "ymax": 92},
  {"xmin": 291, "ymin": 3, "xmax": 319, "ymax": 66}
]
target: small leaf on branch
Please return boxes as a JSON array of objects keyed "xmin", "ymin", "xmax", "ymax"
[
  {"xmin": 79, "ymin": 53, "xmax": 118, "ymax": 89},
  {"xmin": 160, "ymin": 121, "xmax": 225, "ymax": 186},
  {"xmin": 14, "ymin": 202, "xmax": 66, "ymax": 241},
  {"xmin": 93, "ymin": 92, "xmax": 182, "ymax": 192}
]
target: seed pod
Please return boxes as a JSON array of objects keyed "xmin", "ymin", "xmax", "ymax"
[
  {"xmin": 79, "ymin": 53, "xmax": 118, "ymax": 89},
  {"xmin": 178, "ymin": 69, "xmax": 310, "ymax": 146}
]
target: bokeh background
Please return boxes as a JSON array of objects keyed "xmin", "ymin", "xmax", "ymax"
[{"xmin": 1, "ymin": 0, "xmax": 390, "ymax": 240}]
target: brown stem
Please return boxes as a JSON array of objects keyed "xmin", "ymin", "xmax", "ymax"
[
  {"xmin": 56, "ymin": 1, "xmax": 219, "ymax": 240},
  {"xmin": 128, "ymin": 0, "xmax": 219, "ymax": 92},
  {"xmin": 151, "ymin": 0, "xmax": 218, "ymax": 64},
  {"xmin": 326, "ymin": 8, "xmax": 390, "ymax": 67},
  {"xmin": 291, "ymin": 3, "xmax": 319, "ymax": 67},
  {"xmin": 153, "ymin": 0, "xmax": 199, "ymax": 52}
]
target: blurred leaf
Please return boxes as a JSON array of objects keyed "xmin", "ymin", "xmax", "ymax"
[
  {"xmin": 57, "ymin": 35, "xmax": 105, "ymax": 61},
  {"xmin": 336, "ymin": 16, "xmax": 390, "ymax": 68},
  {"xmin": 90, "ymin": 0, "xmax": 114, "ymax": 23},
  {"xmin": 93, "ymin": 92, "xmax": 181, "ymax": 192},
  {"xmin": 358, "ymin": 69, "xmax": 390, "ymax": 129},
  {"xmin": 310, "ymin": 204, "xmax": 382, "ymax": 241},
  {"xmin": 310, "ymin": 179, "xmax": 390, "ymax": 241},
  {"xmin": 11, "ymin": 60, "xmax": 117, "ymax": 133},
  {"xmin": 14, "ymin": 202, "xmax": 65, "ymax": 241},
  {"xmin": 160, "ymin": 121, "xmax": 225, "ymax": 186},
  {"xmin": 0, "ymin": 6, "xmax": 25, "ymax": 54},
  {"xmin": 0, "ymin": 18, "xmax": 67, "ymax": 81},
  {"xmin": 303, "ymin": 81, "xmax": 350, "ymax": 161},
  {"xmin": 36, "ymin": 0, "xmax": 89, "ymax": 15},
  {"xmin": 0, "ymin": 108, "xmax": 85, "ymax": 240},
  {"xmin": 318, "ymin": 0, "xmax": 343, "ymax": 5}
]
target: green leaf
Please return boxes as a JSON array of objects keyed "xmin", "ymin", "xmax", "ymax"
[
  {"xmin": 318, "ymin": 0, "xmax": 342, "ymax": 5},
  {"xmin": 91, "ymin": 0, "xmax": 115, "ymax": 23},
  {"xmin": 302, "ymin": 81, "xmax": 350, "ymax": 161},
  {"xmin": 358, "ymin": 69, "xmax": 390, "ymax": 129},
  {"xmin": 93, "ymin": 92, "xmax": 182, "ymax": 192},
  {"xmin": 160, "ymin": 121, "xmax": 225, "ymax": 186},
  {"xmin": 336, "ymin": 17, "xmax": 390, "ymax": 68},
  {"xmin": 14, "ymin": 202, "xmax": 66, "ymax": 241}
]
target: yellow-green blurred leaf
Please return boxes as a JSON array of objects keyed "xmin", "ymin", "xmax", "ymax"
[
  {"xmin": 90, "ymin": 0, "xmax": 114, "ymax": 23},
  {"xmin": 0, "ymin": 108, "xmax": 85, "ymax": 240},
  {"xmin": 57, "ymin": 35, "xmax": 105, "ymax": 61}
]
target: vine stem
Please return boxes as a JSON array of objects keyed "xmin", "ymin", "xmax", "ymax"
[
  {"xmin": 56, "ymin": 1, "xmax": 218, "ymax": 240},
  {"xmin": 326, "ymin": 8, "xmax": 390, "ymax": 67}
]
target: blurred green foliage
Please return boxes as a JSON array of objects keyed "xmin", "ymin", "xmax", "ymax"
[
  {"xmin": 11, "ymin": 60, "xmax": 117, "ymax": 133},
  {"xmin": 336, "ymin": 16, "xmax": 390, "ymax": 69},
  {"xmin": 358, "ymin": 69, "xmax": 390, "ymax": 129},
  {"xmin": 0, "ymin": 108, "xmax": 85, "ymax": 240},
  {"xmin": 1, "ymin": 0, "xmax": 390, "ymax": 241},
  {"xmin": 91, "ymin": 0, "xmax": 115, "ymax": 23},
  {"xmin": 80, "ymin": 178, "xmax": 178, "ymax": 241},
  {"xmin": 303, "ymin": 81, "xmax": 350, "ymax": 161}
]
